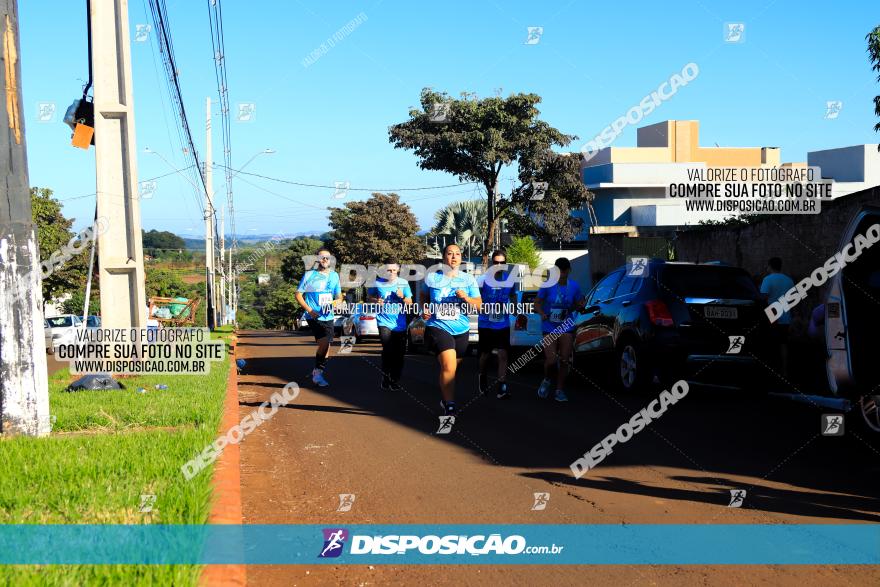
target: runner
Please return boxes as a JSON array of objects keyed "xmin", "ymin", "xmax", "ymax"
[
  {"xmin": 421, "ymin": 243, "xmax": 481, "ymax": 415},
  {"xmin": 367, "ymin": 259, "xmax": 413, "ymax": 391},
  {"xmin": 294, "ymin": 247, "xmax": 343, "ymax": 387},
  {"xmin": 534, "ymin": 257, "xmax": 584, "ymax": 402},
  {"xmin": 477, "ymin": 249, "xmax": 516, "ymax": 399}
]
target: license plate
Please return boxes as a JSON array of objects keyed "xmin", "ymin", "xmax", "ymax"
[{"xmin": 704, "ymin": 306, "xmax": 737, "ymax": 320}]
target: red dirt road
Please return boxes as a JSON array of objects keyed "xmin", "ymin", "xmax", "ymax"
[{"xmin": 235, "ymin": 330, "xmax": 880, "ymax": 586}]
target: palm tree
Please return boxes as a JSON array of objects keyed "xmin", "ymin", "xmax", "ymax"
[
  {"xmin": 869, "ymin": 25, "xmax": 880, "ymax": 142},
  {"xmin": 431, "ymin": 200, "xmax": 488, "ymax": 259}
]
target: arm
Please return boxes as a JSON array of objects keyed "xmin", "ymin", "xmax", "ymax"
[{"xmin": 295, "ymin": 291, "xmax": 317, "ymax": 318}]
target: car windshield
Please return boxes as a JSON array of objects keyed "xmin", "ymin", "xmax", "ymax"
[
  {"xmin": 86, "ymin": 316, "xmax": 100, "ymax": 327},
  {"xmin": 661, "ymin": 265, "xmax": 760, "ymax": 300},
  {"xmin": 46, "ymin": 316, "xmax": 74, "ymax": 328}
]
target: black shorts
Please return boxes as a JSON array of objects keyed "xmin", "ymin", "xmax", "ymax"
[
  {"xmin": 308, "ymin": 319, "xmax": 334, "ymax": 342},
  {"xmin": 478, "ymin": 327, "xmax": 510, "ymax": 353},
  {"xmin": 426, "ymin": 326, "xmax": 469, "ymax": 357}
]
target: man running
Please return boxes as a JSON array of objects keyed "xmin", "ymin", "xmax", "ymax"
[
  {"xmin": 534, "ymin": 257, "xmax": 584, "ymax": 402},
  {"xmin": 477, "ymin": 249, "xmax": 516, "ymax": 399},
  {"xmin": 367, "ymin": 259, "xmax": 413, "ymax": 391},
  {"xmin": 421, "ymin": 243, "xmax": 481, "ymax": 415},
  {"xmin": 295, "ymin": 247, "xmax": 343, "ymax": 387}
]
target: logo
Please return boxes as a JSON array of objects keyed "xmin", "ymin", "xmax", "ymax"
[
  {"xmin": 726, "ymin": 335, "xmax": 745, "ymax": 354},
  {"xmin": 724, "ymin": 22, "xmax": 745, "ymax": 43},
  {"xmin": 337, "ymin": 493, "xmax": 356, "ymax": 512},
  {"xmin": 628, "ymin": 257, "xmax": 648, "ymax": 277},
  {"xmin": 139, "ymin": 180, "xmax": 157, "ymax": 200},
  {"xmin": 824, "ymin": 100, "xmax": 843, "ymax": 120},
  {"xmin": 339, "ymin": 336, "xmax": 355, "ymax": 354},
  {"xmin": 530, "ymin": 181, "xmax": 548, "ymax": 201},
  {"xmin": 319, "ymin": 528, "xmax": 349, "ymax": 558},
  {"xmin": 436, "ymin": 415, "xmax": 455, "ymax": 434},
  {"xmin": 524, "ymin": 26, "xmax": 543, "ymax": 45},
  {"xmin": 821, "ymin": 414, "xmax": 844, "ymax": 436},
  {"xmin": 36, "ymin": 102, "xmax": 56, "ymax": 123},
  {"xmin": 531, "ymin": 492, "xmax": 549, "ymax": 510},
  {"xmin": 134, "ymin": 23, "xmax": 152, "ymax": 43},
  {"xmin": 332, "ymin": 181, "xmax": 350, "ymax": 199},
  {"xmin": 236, "ymin": 102, "xmax": 256, "ymax": 122},
  {"xmin": 139, "ymin": 494, "xmax": 157, "ymax": 513},
  {"xmin": 429, "ymin": 102, "xmax": 451, "ymax": 123},
  {"xmin": 728, "ymin": 489, "xmax": 746, "ymax": 508}
]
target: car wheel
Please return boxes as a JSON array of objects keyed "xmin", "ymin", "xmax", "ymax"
[
  {"xmin": 855, "ymin": 394, "xmax": 880, "ymax": 435},
  {"xmin": 616, "ymin": 341, "xmax": 647, "ymax": 392}
]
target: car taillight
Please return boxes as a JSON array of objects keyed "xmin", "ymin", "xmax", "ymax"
[
  {"xmin": 645, "ymin": 300, "xmax": 674, "ymax": 327},
  {"xmin": 514, "ymin": 314, "xmax": 528, "ymax": 331},
  {"xmin": 359, "ymin": 315, "xmax": 375, "ymax": 321}
]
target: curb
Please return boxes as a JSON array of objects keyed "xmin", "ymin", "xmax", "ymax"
[{"xmin": 199, "ymin": 337, "xmax": 246, "ymax": 587}]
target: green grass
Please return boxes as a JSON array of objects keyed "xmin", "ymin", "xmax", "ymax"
[{"xmin": 0, "ymin": 346, "xmax": 230, "ymax": 586}]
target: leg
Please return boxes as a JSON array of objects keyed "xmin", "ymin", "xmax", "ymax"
[
  {"xmin": 378, "ymin": 326, "xmax": 393, "ymax": 381},
  {"xmin": 437, "ymin": 349, "xmax": 458, "ymax": 402},
  {"xmin": 496, "ymin": 348, "xmax": 508, "ymax": 382},
  {"xmin": 555, "ymin": 334, "xmax": 574, "ymax": 390},
  {"xmin": 543, "ymin": 336, "xmax": 559, "ymax": 380},
  {"xmin": 390, "ymin": 329, "xmax": 406, "ymax": 381}
]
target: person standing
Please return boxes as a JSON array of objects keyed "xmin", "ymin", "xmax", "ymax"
[
  {"xmin": 477, "ymin": 250, "xmax": 516, "ymax": 399},
  {"xmin": 534, "ymin": 257, "xmax": 584, "ymax": 402},
  {"xmin": 421, "ymin": 244, "xmax": 481, "ymax": 416},
  {"xmin": 295, "ymin": 248, "xmax": 343, "ymax": 387},
  {"xmin": 760, "ymin": 257, "xmax": 795, "ymax": 377},
  {"xmin": 367, "ymin": 260, "xmax": 413, "ymax": 391}
]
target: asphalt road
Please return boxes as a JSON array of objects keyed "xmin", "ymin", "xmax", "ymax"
[{"xmin": 236, "ymin": 330, "xmax": 880, "ymax": 586}]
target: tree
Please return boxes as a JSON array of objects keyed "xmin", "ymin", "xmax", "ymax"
[
  {"xmin": 142, "ymin": 229, "xmax": 186, "ymax": 257},
  {"xmin": 280, "ymin": 236, "xmax": 324, "ymax": 284},
  {"xmin": 506, "ymin": 236, "xmax": 541, "ymax": 270},
  {"xmin": 324, "ymin": 193, "xmax": 425, "ymax": 265},
  {"xmin": 261, "ymin": 283, "xmax": 300, "ymax": 330},
  {"xmin": 431, "ymin": 200, "xmax": 487, "ymax": 258},
  {"xmin": 869, "ymin": 25, "xmax": 880, "ymax": 145},
  {"xmin": 31, "ymin": 187, "xmax": 89, "ymax": 302},
  {"xmin": 389, "ymin": 88, "xmax": 592, "ymax": 264}
]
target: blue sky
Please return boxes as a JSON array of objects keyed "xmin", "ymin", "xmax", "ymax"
[{"xmin": 19, "ymin": 0, "xmax": 880, "ymax": 237}]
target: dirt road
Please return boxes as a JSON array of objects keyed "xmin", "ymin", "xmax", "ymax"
[{"xmin": 236, "ymin": 330, "xmax": 880, "ymax": 586}]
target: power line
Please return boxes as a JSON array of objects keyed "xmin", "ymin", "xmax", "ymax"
[
  {"xmin": 56, "ymin": 167, "xmax": 196, "ymax": 201},
  {"xmin": 217, "ymin": 165, "xmax": 480, "ymax": 192}
]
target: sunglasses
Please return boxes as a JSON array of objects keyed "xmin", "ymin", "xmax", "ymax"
[{"xmin": 318, "ymin": 256, "xmax": 331, "ymax": 261}]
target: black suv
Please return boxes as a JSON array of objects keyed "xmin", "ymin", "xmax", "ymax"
[{"xmin": 573, "ymin": 259, "xmax": 772, "ymax": 391}]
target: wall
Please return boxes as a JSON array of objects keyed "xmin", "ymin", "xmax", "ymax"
[{"xmin": 674, "ymin": 186, "xmax": 880, "ymax": 338}]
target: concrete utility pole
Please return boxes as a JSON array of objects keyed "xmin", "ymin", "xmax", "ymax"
[
  {"xmin": 204, "ymin": 97, "xmax": 217, "ymax": 329},
  {"xmin": 91, "ymin": 0, "xmax": 147, "ymax": 328},
  {"xmin": 0, "ymin": 0, "xmax": 50, "ymax": 436}
]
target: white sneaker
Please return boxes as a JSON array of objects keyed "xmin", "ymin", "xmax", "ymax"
[
  {"xmin": 312, "ymin": 368, "xmax": 329, "ymax": 387},
  {"xmin": 537, "ymin": 378, "xmax": 552, "ymax": 399}
]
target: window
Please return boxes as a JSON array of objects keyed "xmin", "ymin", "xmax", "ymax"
[
  {"xmin": 613, "ymin": 275, "xmax": 642, "ymax": 297},
  {"xmin": 589, "ymin": 271, "xmax": 624, "ymax": 304}
]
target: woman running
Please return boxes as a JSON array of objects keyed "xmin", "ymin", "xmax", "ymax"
[
  {"xmin": 295, "ymin": 247, "xmax": 343, "ymax": 387},
  {"xmin": 534, "ymin": 257, "xmax": 584, "ymax": 402},
  {"xmin": 477, "ymin": 249, "xmax": 516, "ymax": 399},
  {"xmin": 421, "ymin": 243, "xmax": 481, "ymax": 416},
  {"xmin": 367, "ymin": 259, "xmax": 413, "ymax": 391}
]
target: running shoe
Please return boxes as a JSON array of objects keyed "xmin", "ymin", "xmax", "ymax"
[
  {"xmin": 537, "ymin": 378, "xmax": 552, "ymax": 399},
  {"xmin": 554, "ymin": 389, "xmax": 569, "ymax": 402},
  {"xmin": 439, "ymin": 400, "xmax": 457, "ymax": 416},
  {"xmin": 312, "ymin": 368, "xmax": 330, "ymax": 387},
  {"xmin": 389, "ymin": 380, "xmax": 404, "ymax": 392},
  {"xmin": 478, "ymin": 373, "xmax": 489, "ymax": 395},
  {"xmin": 380, "ymin": 375, "xmax": 391, "ymax": 391},
  {"xmin": 496, "ymin": 382, "xmax": 510, "ymax": 400}
]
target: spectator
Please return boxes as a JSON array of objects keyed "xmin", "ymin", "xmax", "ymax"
[{"xmin": 760, "ymin": 257, "xmax": 795, "ymax": 377}]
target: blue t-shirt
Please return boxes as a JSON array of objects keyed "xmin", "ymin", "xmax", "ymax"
[
  {"xmin": 367, "ymin": 277, "xmax": 413, "ymax": 332},
  {"xmin": 297, "ymin": 269, "xmax": 341, "ymax": 322},
  {"xmin": 760, "ymin": 272, "xmax": 795, "ymax": 325},
  {"xmin": 537, "ymin": 279, "xmax": 583, "ymax": 333},
  {"xmin": 477, "ymin": 276, "xmax": 514, "ymax": 330},
  {"xmin": 424, "ymin": 270, "xmax": 480, "ymax": 336}
]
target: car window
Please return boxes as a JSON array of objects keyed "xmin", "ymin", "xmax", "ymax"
[
  {"xmin": 660, "ymin": 266, "xmax": 760, "ymax": 300},
  {"xmin": 613, "ymin": 275, "xmax": 642, "ymax": 297},
  {"xmin": 86, "ymin": 316, "xmax": 100, "ymax": 327},
  {"xmin": 46, "ymin": 316, "xmax": 74, "ymax": 328},
  {"xmin": 588, "ymin": 271, "xmax": 624, "ymax": 304}
]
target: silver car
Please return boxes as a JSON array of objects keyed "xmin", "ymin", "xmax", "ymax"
[
  {"xmin": 45, "ymin": 315, "xmax": 101, "ymax": 353},
  {"xmin": 341, "ymin": 303, "xmax": 380, "ymax": 343}
]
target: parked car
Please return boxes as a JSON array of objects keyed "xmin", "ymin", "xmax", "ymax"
[
  {"xmin": 333, "ymin": 312, "xmax": 348, "ymax": 336},
  {"xmin": 572, "ymin": 259, "xmax": 772, "ymax": 391},
  {"xmin": 341, "ymin": 304, "xmax": 380, "ymax": 343},
  {"xmin": 295, "ymin": 312, "xmax": 310, "ymax": 331},
  {"xmin": 44, "ymin": 314, "xmax": 100, "ymax": 353},
  {"xmin": 823, "ymin": 205, "xmax": 880, "ymax": 435}
]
